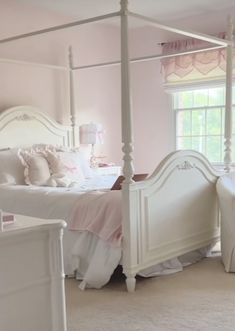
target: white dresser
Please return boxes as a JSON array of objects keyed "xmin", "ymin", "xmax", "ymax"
[{"xmin": 0, "ymin": 215, "xmax": 67, "ymax": 331}]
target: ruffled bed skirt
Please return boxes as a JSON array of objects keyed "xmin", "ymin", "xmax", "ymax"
[{"xmin": 64, "ymin": 230, "xmax": 214, "ymax": 290}]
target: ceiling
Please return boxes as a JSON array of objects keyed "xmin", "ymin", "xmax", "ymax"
[{"xmin": 18, "ymin": 0, "xmax": 235, "ymax": 23}]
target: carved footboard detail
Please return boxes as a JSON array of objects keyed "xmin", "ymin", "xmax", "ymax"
[{"xmin": 122, "ymin": 150, "xmax": 220, "ymax": 286}]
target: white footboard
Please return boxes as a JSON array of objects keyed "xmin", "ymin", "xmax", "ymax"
[{"xmin": 122, "ymin": 150, "xmax": 220, "ymax": 290}]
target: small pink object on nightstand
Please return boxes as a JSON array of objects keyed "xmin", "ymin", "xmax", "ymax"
[{"xmin": 2, "ymin": 213, "xmax": 15, "ymax": 224}]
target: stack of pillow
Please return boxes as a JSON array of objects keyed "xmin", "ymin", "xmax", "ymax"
[{"xmin": 0, "ymin": 145, "xmax": 93, "ymax": 187}]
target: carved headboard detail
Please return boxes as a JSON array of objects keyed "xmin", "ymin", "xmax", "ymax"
[{"xmin": 0, "ymin": 106, "xmax": 72, "ymax": 148}]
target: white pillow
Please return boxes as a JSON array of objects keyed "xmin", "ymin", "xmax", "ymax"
[
  {"xmin": 52, "ymin": 150, "xmax": 86, "ymax": 183},
  {"xmin": 69, "ymin": 150, "xmax": 93, "ymax": 179},
  {"xmin": 48, "ymin": 146, "xmax": 93, "ymax": 179},
  {"xmin": 32, "ymin": 145, "xmax": 93, "ymax": 178},
  {"xmin": 0, "ymin": 149, "xmax": 25, "ymax": 185},
  {"xmin": 39, "ymin": 150, "xmax": 84, "ymax": 186},
  {"xmin": 19, "ymin": 150, "xmax": 78, "ymax": 187},
  {"xmin": 19, "ymin": 151, "xmax": 52, "ymax": 186},
  {"xmin": 80, "ymin": 154, "xmax": 93, "ymax": 178},
  {"xmin": 0, "ymin": 173, "xmax": 17, "ymax": 185}
]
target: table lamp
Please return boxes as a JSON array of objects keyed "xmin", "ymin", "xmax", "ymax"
[{"xmin": 79, "ymin": 122, "xmax": 104, "ymax": 168}]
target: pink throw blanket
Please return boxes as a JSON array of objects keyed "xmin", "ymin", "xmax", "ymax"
[{"xmin": 68, "ymin": 190, "xmax": 122, "ymax": 247}]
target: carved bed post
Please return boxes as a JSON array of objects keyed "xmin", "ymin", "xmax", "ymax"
[
  {"xmin": 68, "ymin": 46, "xmax": 79, "ymax": 147},
  {"xmin": 224, "ymin": 16, "xmax": 234, "ymax": 172},
  {"xmin": 120, "ymin": 0, "xmax": 136, "ymax": 292}
]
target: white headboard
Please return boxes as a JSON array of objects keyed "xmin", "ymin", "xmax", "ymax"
[{"xmin": 0, "ymin": 106, "xmax": 72, "ymax": 148}]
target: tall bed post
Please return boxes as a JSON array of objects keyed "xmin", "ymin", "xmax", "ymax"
[
  {"xmin": 120, "ymin": 0, "xmax": 136, "ymax": 292},
  {"xmin": 68, "ymin": 46, "xmax": 78, "ymax": 147},
  {"xmin": 224, "ymin": 16, "xmax": 234, "ymax": 172}
]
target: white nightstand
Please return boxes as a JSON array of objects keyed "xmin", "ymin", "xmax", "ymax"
[
  {"xmin": 93, "ymin": 166, "xmax": 121, "ymax": 176},
  {"xmin": 0, "ymin": 215, "xmax": 67, "ymax": 331}
]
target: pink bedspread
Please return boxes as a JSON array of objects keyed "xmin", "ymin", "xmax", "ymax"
[{"xmin": 68, "ymin": 190, "xmax": 122, "ymax": 247}]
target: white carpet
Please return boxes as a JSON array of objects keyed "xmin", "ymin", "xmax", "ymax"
[{"xmin": 66, "ymin": 254, "xmax": 235, "ymax": 331}]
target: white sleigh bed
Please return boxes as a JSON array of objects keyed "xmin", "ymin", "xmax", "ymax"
[{"xmin": 0, "ymin": 105, "xmax": 220, "ymax": 291}]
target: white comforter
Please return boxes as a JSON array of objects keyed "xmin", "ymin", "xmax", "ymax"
[
  {"xmin": 0, "ymin": 175, "xmax": 211, "ymax": 289},
  {"xmin": 0, "ymin": 175, "xmax": 122, "ymax": 289}
]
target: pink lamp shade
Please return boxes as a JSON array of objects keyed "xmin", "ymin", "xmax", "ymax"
[{"xmin": 79, "ymin": 123, "xmax": 104, "ymax": 145}]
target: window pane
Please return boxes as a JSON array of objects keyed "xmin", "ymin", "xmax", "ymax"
[
  {"xmin": 206, "ymin": 136, "xmax": 221, "ymax": 162},
  {"xmin": 208, "ymin": 87, "xmax": 224, "ymax": 106},
  {"xmin": 193, "ymin": 89, "xmax": 208, "ymax": 107},
  {"xmin": 222, "ymin": 108, "xmax": 225, "ymax": 135},
  {"xmin": 207, "ymin": 108, "xmax": 221, "ymax": 135},
  {"xmin": 177, "ymin": 111, "xmax": 191, "ymax": 136},
  {"xmin": 192, "ymin": 137, "xmax": 205, "ymax": 154},
  {"xmin": 173, "ymin": 93, "xmax": 179, "ymax": 109},
  {"xmin": 177, "ymin": 137, "xmax": 192, "ymax": 149},
  {"xmin": 192, "ymin": 110, "xmax": 205, "ymax": 135},
  {"xmin": 173, "ymin": 86, "xmax": 235, "ymax": 164},
  {"xmin": 178, "ymin": 91, "xmax": 193, "ymax": 108},
  {"xmin": 221, "ymin": 139, "xmax": 224, "ymax": 162},
  {"xmin": 232, "ymin": 86, "xmax": 235, "ymax": 105}
]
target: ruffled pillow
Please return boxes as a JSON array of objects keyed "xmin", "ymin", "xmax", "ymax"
[
  {"xmin": 18, "ymin": 146, "xmax": 91, "ymax": 187},
  {"xmin": 33, "ymin": 145, "xmax": 93, "ymax": 178},
  {"xmin": 44, "ymin": 150, "xmax": 85, "ymax": 184},
  {"xmin": 18, "ymin": 150, "xmax": 73, "ymax": 187},
  {"xmin": 32, "ymin": 144, "xmax": 56, "ymax": 152},
  {"xmin": 44, "ymin": 150, "xmax": 64, "ymax": 175},
  {"xmin": 18, "ymin": 150, "xmax": 52, "ymax": 186},
  {"xmin": 47, "ymin": 145, "xmax": 93, "ymax": 179}
]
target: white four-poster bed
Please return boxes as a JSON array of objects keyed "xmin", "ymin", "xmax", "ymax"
[{"xmin": 0, "ymin": 0, "xmax": 234, "ymax": 292}]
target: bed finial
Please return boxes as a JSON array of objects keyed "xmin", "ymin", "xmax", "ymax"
[
  {"xmin": 224, "ymin": 15, "xmax": 234, "ymax": 172},
  {"xmin": 120, "ymin": 0, "xmax": 128, "ymax": 13},
  {"xmin": 68, "ymin": 45, "xmax": 74, "ymax": 69},
  {"xmin": 68, "ymin": 45, "xmax": 78, "ymax": 147}
]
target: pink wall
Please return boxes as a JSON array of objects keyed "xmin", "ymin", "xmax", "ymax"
[
  {"xmin": 131, "ymin": 61, "xmax": 173, "ymax": 173},
  {"xmin": 129, "ymin": 27, "xmax": 174, "ymax": 173},
  {"xmin": 0, "ymin": 1, "xmax": 175, "ymax": 173}
]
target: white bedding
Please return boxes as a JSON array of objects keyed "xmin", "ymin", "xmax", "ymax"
[
  {"xmin": 0, "ymin": 175, "xmax": 122, "ymax": 288},
  {"xmin": 0, "ymin": 175, "xmax": 212, "ymax": 289}
]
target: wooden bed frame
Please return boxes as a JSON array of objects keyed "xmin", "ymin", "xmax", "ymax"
[
  {"xmin": 0, "ymin": 0, "xmax": 233, "ymax": 292},
  {"xmin": 0, "ymin": 105, "xmax": 220, "ymax": 292}
]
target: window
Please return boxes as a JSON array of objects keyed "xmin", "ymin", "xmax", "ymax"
[{"xmin": 173, "ymin": 86, "xmax": 235, "ymax": 163}]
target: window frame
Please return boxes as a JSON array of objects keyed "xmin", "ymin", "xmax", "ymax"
[{"xmin": 171, "ymin": 83, "xmax": 235, "ymax": 166}]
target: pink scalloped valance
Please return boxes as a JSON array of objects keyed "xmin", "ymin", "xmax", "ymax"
[{"xmin": 161, "ymin": 32, "xmax": 235, "ymax": 82}]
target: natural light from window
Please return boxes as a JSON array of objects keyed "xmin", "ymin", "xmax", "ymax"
[{"xmin": 173, "ymin": 86, "xmax": 235, "ymax": 163}]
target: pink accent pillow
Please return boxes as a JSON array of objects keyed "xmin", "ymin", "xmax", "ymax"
[
  {"xmin": 57, "ymin": 151, "xmax": 85, "ymax": 182},
  {"xmin": 44, "ymin": 150, "xmax": 85, "ymax": 184}
]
